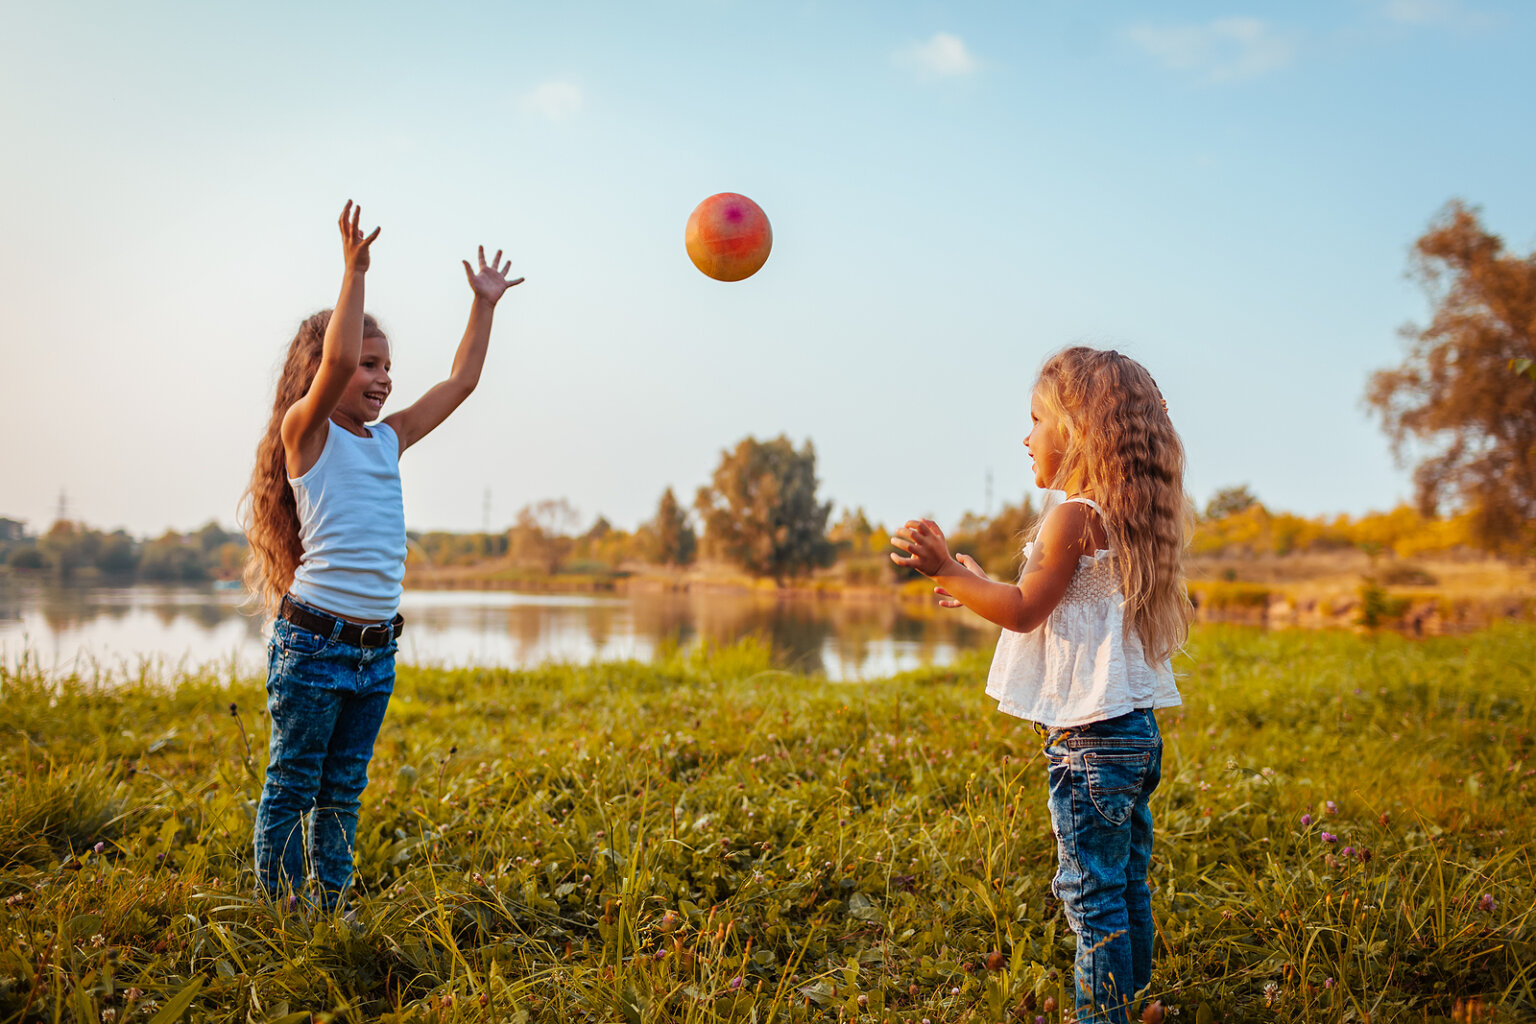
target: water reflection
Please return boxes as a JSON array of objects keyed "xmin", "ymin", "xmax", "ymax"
[{"xmin": 0, "ymin": 580, "xmax": 999, "ymax": 681}]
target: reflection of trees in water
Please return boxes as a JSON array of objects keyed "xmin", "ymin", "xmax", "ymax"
[
  {"xmin": 0, "ymin": 584, "xmax": 22, "ymax": 623},
  {"xmin": 763, "ymin": 606, "xmax": 832, "ymax": 676},
  {"xmin": 626, "ymin": 591, "xmax": 1001, "ymax": 676},
  {"xmin": 504, "ymin": 606, "xmax": 550, "ymax": 665},
  {"xmin": 629, "ymin": 594, "xmax": 697, "ymax": 654},
  {"xmin": 584, "ymin": 602, "xmax": 618, "ymax": 653},
  {"xmin": 37, "ymin": 587, "xmax": 131, "ymax": 633},
  {"xmin": 827, "ymin": 600, "xmax": 999, "ymax": 675},
  {"xmin": 674, "ymin": 593, "xmax": 832, "ymax": 676},
  {"xmin": 5, "ymin": 583, "xmax": 1003, "ymax": 679},
  {"xmin": 23, "ymin": 584, "xmax": 263, "ymax": 638}
]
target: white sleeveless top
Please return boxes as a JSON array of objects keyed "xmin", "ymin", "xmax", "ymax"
[
  {"xmin": 287, "ymin": 420, "xmax": 407, "ymax": 622},
  {"xmin": 984, "ymin": 497, "xmax": 1181, "ymax": 728}
]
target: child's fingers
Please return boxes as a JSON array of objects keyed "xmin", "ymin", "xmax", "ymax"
[
  {"xmin": 478, "ymin": 244, "xmax": 487, "ymax": 268},
  {"xmin": 492, "ymin": 249, "xmax": 503, "ymax": 268},
  {"xmin": 463, "ymin": 259, "xmax": 474, "ymax": 280},
  {"xmin": 364, "ymin": 226, "xmax": 381, "ymax": 245}
]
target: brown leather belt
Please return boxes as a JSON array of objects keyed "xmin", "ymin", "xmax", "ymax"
[{"xmin": 281, "ymin": 595, "xmax": 403, "ymax": 648}]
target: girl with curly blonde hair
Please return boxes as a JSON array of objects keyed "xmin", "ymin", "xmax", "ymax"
[
  {"xmin": 892, "ymin": 346, "xmax": 1191, "ymax": 1023},
  {"xmin": 242, "ymin": 201, "xmax": 522, "ymax": 911}
]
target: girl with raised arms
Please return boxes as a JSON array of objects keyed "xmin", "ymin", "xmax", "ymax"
[
  {"xmin": 242, "ymin": 201, "xmax": 523, "ymax": 910},
  {"xmin": 891, "ymin": 346, "xmax": 1191, "ymax": 1024}
]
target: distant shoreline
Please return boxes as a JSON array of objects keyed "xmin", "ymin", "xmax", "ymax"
[{"xmin": 6, "ymin": 550, "xmax": 1531, "ymax": 636}]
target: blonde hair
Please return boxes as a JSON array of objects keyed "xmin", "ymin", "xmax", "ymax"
[
  {"xmin": 240, "ymin": 309, "xmax": 386, "ymax": 616},
  {"xmin": 1032, "ymin": 346, "xmax": 1194, "ymax": 663}
]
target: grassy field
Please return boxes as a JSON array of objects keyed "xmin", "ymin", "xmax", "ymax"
[{"xmin": 1, "ymin": 625, "xmax": 1532, "ymax": 1023}]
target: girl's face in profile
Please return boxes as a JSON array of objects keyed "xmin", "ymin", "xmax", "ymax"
[{"xmin": 1025, "ymin": 389, "xmax": 1066, "ymax": 490}]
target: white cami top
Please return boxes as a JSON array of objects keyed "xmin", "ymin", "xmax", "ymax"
[
  {"xmin": 287, "ymin": 421, "xmax": 407, "ymax": 622},
  {"xmin": 984, "ymin": 496, "xmax": 1182, "ymax": 728}
]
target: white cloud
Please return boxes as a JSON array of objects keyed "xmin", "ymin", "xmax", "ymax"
[
  {"xmin": 894, "ymin": 32, "xmax": 979, "ymax": 78},
  {"xmin": 1380, "ymin": 0, "xmax": 1493, "ymax": 30},
  {"xmin": 1126, "ymin": 17, "xmax": 1297, "ymax": 83},
  {"xmin": 519, "ymin": 81, "xmax": 584, "ymax": 122}
]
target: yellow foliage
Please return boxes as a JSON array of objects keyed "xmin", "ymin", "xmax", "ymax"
[{"xmin": 1193, "ymin": 503, "xmax": 1475, "ymax": 559}]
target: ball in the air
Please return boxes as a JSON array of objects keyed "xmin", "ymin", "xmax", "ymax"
[{"xmin": 685, "ymin": 193, "xmax": 772, "ymax": 282}]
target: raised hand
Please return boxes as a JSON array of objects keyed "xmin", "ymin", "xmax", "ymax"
[
  {"xmin": 339, "ymin": 200, "xmax": 381, "ymax": 272},
  {"xmin": 463, "ymin": 246, "xmax": 525, "ymax": 306}
]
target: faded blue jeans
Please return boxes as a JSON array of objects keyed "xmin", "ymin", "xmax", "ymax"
[
  {"xmin": 1044, "ymin": 708, "xmax": 1162, "ymax": 1024},
  {"xmin": 253, "ymin": 613, "xmax": 395, "ymax": 910}
]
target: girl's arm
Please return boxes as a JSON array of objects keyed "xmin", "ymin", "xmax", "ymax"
[
  {"xmin": 890, "ymin": 502, "xmax": 1095, "ymax": 633},
  {"xmin": 281, "ymin": 201, "xmax": 380, "ymax": 477},
  {"xmin": 384, "ymin": 246, "xmax": 524, "ymax": 453}
]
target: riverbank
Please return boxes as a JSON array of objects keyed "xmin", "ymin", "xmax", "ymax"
[
  {"xmin": 1, "ymin": 625, "xmax": 1531, "ymax": 1022},
  {"xmin": 405, "ymin": 551, "xmax": 1536, "ymax": 633}
]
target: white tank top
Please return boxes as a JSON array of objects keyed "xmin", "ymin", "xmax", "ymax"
[
  {"xmin": 984, "ymin": 497, "xmax": 1182, "ymax": 728},
  {"xmin": 287, "ymin": 420, "xmax": 406, "ymax": 622}
]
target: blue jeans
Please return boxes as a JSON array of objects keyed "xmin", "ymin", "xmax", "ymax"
[
  {"xmin": 253, "ymin": 613, "xmax": 395, "ymax": 910},
  {"xmin": 1044, "ymin": 708, "xmax": 1162, "ymax": 1024}
]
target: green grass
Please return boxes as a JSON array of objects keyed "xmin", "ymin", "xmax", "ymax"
[{"xmin": 1, "ymin": 625, "xmax": 1532, "ymax": 1023}]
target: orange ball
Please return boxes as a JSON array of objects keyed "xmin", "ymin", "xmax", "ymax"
[{"xmin": 685, "ymin": 193, "xmax": 772, "ymax": 281}]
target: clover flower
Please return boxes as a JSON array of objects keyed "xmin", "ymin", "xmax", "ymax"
[
  {"xmin": 1321, "ymin": 832, "xmax": 1338, "ymax": 843},
  {"xmin": 1478, "ymin": 893, "xmax": 1496, "ymax": 913},
  {"xmin": 1300, "ymin": 814, "xmax": 1312, "ymax": 826}
]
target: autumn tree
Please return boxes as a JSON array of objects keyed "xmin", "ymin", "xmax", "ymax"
[
  {"xmin": 1366, "ymin": 201, "xmax": 1536, "ymax": 555},
  {"xmin": 947, "ymin": 497, "xmax": 1038, "ymax": 579},
  {"xmin": 508, "ymin": 498, "xmax": 580, "ymax": 574},
  {"xmin": 1204, "ymin": 485, "xmax": 1259, "ymax": 521},
  {"xmin": 694, "ymin": 435, "xmax": 836, "ymax": 583},
  {"xmin": 645, "ymin": 488, "xmax": 696, "ymax": 567}
]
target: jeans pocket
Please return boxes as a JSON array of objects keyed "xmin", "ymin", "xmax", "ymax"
[
  {"xmin": 1084, "ymin": 750, "xmax": 1151, "ymax": 826},
  {"xmin": 282, "ymin": 624, "xmax": 330, "ymax": 656}
]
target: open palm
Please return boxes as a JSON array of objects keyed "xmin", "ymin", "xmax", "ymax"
[{"xmin": 463, "ymin": 246, "xmax": 524, "ymax": 305}]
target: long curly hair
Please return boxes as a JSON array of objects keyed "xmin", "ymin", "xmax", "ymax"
[
  {"xmin": 1032, "ymin": 346, "xmax": 1194, "ymax": 663},
  {"xmin": 240, "ymin": 309, "xmax": 387, "ymax": 616}
]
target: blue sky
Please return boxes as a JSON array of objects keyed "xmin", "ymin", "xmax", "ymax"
[{"xmin": 3, "ymin": 0, "xmax": 1533, "ymax": 538}]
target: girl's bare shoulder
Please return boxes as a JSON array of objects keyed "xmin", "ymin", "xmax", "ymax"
[{"xmin": 1039, "ymin": 499, "xmax": 1112, "ymax": 557}]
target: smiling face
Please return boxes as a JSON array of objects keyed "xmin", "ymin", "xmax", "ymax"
[
  {"xmin": 1024, "ymin": 389, "xmax": 1068, "ymax": 490},
  {"xmin": 335, "ymin": 334, "xmax": 392, "ymax": 430}
]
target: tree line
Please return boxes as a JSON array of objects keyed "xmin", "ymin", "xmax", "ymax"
[{"xmin": 0, "ymin": 520, "xmax": 247, "ymax": 583}]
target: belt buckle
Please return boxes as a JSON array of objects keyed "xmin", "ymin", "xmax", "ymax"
[{"xmin": 359, "ymin": 623, "xmax": 393, "ymax": 648}]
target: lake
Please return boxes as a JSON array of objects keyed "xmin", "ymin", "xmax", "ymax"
[{"xmin": 0, "ymin": 581, "xmax": 1000, "ymax": 682}]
